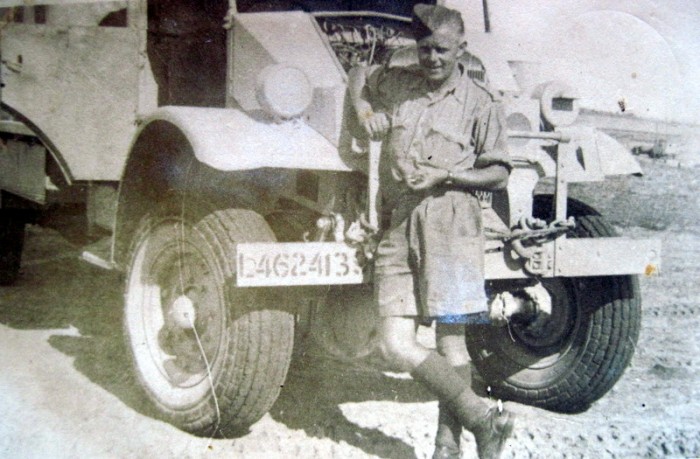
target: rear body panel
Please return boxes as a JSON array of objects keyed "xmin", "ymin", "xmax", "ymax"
[{"xmin": 0, "ymin": 1, "xmax": 152, "ymax": 181}]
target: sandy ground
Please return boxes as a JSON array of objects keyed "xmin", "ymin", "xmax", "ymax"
[{"xmin": 0, "ymin": 157, "xmax": 699, "ymax": 458}]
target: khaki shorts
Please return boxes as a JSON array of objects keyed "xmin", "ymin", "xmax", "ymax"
[{"xmin": 374, "ymin": 189, "xmax": 488, "ymax": 320}]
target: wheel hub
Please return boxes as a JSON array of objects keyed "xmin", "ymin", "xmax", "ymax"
[
  {"xmin": 488, "ymin": 282, "xmax": 553, "ymax": 327},
  {"xmin": 170, "ymin": 294, "xmax": 196, "ymax": 329},
  {"xmin": 147, "ymin": 250, "xmax": 224, "ymax": 387},
  {"xmin": 511, "ymin": 280, "xmax": 577, "ymax": 350}
]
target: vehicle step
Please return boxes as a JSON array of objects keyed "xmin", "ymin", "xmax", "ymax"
[{"xmin": 80, "ymin": 237, "xmax": 114, "ymax": 270}]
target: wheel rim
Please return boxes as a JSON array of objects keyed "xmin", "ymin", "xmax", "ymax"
[
  {"xmin": 126, "ymin": 219, "xmax": 227, "ymax": 409},
  {"xmin": 486, "ymin": 279, "xmax": 584, "ymax": 387}
]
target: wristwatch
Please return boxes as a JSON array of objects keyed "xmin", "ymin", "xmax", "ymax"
[{"xmin": 445, "ymin": 170, "xmax": 454, "ymax": 185}]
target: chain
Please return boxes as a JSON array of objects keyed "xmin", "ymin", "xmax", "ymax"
[{"xmin": 485, "ymin": 217, "xmax": 575, "ymax": 243}]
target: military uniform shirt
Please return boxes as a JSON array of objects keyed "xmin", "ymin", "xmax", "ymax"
[{"xmin": 366, "ymin": 62, "xmax": 511, "ymax": 205}]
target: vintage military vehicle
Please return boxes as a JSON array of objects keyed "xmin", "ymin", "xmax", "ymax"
[{"xmin": 0, "ymin": 0, "xmax": 659, "ymax": 437}]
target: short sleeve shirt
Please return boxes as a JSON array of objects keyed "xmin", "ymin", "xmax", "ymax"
[{"xmin": 366, "ymin": 63, "xmax": 511, "ymax": 199}]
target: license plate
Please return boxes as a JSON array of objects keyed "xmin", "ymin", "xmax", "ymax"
[{"xmin": 236, "ymin": 242, "xmax": 364, "ymax": 287}]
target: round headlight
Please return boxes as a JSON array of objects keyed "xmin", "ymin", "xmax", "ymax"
[
  {"xmin": 536, "ymin": 81, "xmax": 580, "ymax": 128},
  {"xmin": 256, "ymin": 64, "xmax": 313, "ymax": 120}
]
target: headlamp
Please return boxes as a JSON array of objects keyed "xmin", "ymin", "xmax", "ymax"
[{"xmin": 256, "ymin": 64, "xmax": 313, "ymax": 121}]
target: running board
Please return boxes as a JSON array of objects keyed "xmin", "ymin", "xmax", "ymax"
[{"xmin": 80, "ymin": 237, "xmax": 114, "ymax": 270}]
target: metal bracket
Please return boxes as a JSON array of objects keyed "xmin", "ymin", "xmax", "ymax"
[{"xmin": 524, "ymin": 246, "xmax": 554, "ymax": 276}]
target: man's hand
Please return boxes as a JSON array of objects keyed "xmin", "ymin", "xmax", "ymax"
[
  {"xmin": 360, "ymin": 110, "xmax": 390, "ymax": 140},
  {"xmin": 405, "ymin": 167, "xmax": 449, "ymax": 191}
]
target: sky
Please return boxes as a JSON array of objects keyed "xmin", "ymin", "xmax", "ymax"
[{"xmin": 447, "ymin": 0, "xmax": 700, "ymax": 124}]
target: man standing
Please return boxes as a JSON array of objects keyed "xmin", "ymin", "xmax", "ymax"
[{"xmin": 349, "ymin": 4, "xmax": 515, "ymax": 458}]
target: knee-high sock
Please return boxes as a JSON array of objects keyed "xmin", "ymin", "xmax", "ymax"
[
  {"xmin": 435, "ymin": 365, "xmax": 472, "ymax": 447},
  {"xmin": 411, "ymin": 352, "xmax": 489, "ymax": 433}
]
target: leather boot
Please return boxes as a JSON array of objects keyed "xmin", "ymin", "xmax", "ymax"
[
  {"xmin": 411, "ymin": 352, "xmax": 515, "ymax": 459},
  {"xmin": 472, "ymin": 407, "xmax": 515, "ymax": 459},
  {"xmin": 448, "ymin": 392, "xmax": 514, "ymax": 459}
]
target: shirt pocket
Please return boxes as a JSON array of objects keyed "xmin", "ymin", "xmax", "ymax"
[
  {"xmin": 422, "ymin": 121, "xmax": 473, "ymax": 168},
  {"xmin": 427, "ymin": 118, "xmax": 472, "ymax": 151}
]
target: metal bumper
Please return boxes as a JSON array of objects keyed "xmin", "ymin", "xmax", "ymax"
[
  {"xmin": 237, "ymin": 237, "xmax": 660, "ymax": 287},
  {"xmin": 485, "ymin": 237, "xmax": 661, "ymax": 280}
]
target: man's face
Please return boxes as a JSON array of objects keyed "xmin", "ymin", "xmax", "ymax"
[{"xmin": 416, "ymin": 26, "xmax": 465, "ymax": 84}]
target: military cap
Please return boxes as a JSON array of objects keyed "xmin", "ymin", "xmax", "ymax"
[{"xmin": 412, "ymin": 3, "xmax": 465, "ymax": 40}]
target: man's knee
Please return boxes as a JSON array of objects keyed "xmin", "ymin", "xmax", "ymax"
[
  {"xmin": 376, "ymin": 321, "xmax": 429, "ymax": 372},
  {"xmin": 436, "ymin": 323, "xmax": 471, "ymax": 367},
  {"xmin": 377, "ymin": 335, "xmax": 412, "ymax": 372}
]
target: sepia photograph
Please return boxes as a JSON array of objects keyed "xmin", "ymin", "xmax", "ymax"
[{"xmin": 0, "ymin": 1, "xmax": 698, "ymax": 457}]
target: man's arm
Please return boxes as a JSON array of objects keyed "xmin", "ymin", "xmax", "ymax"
[
  {"xmin": 347, "ymin": 66, "xmax": 390, "ymax": 139},
  {"xmin": 404, "ymin": 163, "xmax": 509, "ymax": 191},
  {"xmin": 447, "ymin": 164, "xmax": 509, "ymax": 190},
  {"xmin": 471, "ymin": 99, "xmax": 511, "ymax": 177}
]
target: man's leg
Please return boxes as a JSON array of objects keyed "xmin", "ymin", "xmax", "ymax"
[
  {"xmin": 432, "ymin": 323, "xmax": 476, "ymax": 458},
  {"xmin": 377, "ymin": 318, "xmax": 474, "ymax": 404},
  {"xmin": 378, "ymin": 317, "xmax": 514, "ymax": 459},
  {"xmin": 438, "ymin": 323, "xmax": 517, "ymax": 459},
  {"xmin": 375, "ymin": 196, "xmax": 513, "ymax": 457},
  {"xmin": 377, "ymin": 316, "xmax": 430, "ymax": 372}
]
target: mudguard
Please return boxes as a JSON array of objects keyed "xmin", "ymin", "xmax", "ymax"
[
  {"xmin": 112, "ymin": 105, "xmax": 358, "ymax": 268},
  {"xmin": 552, "ymin": 126, "xmax": 643, "ymax": 181},
  {"xmin": 138, "ymin": 106, "xmax": 355, "ymax": 172}
]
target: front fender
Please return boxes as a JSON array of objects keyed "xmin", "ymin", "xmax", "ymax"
[
  {"xmin": 140, "ymin": 106, "xmax": 354, "ymax": 172},
  {"xmin": 556, "ymin": 126, "xmax": 643, "ymax": 181},
  {"xmin": 113, "ymin": 106, "xmax": 355, "ymax": 270}
]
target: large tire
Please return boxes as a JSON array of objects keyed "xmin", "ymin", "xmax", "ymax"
[
  {"xmin": 124, "ymin": 200, "xmax": 295, "ymax": 436},
  {"xmin": 466, "ymin": 196, "xmax": 641, "ymax": 413},
  {"xmin": 0, "ymin": 210, "xmax": 25, "ymax": 285}
]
